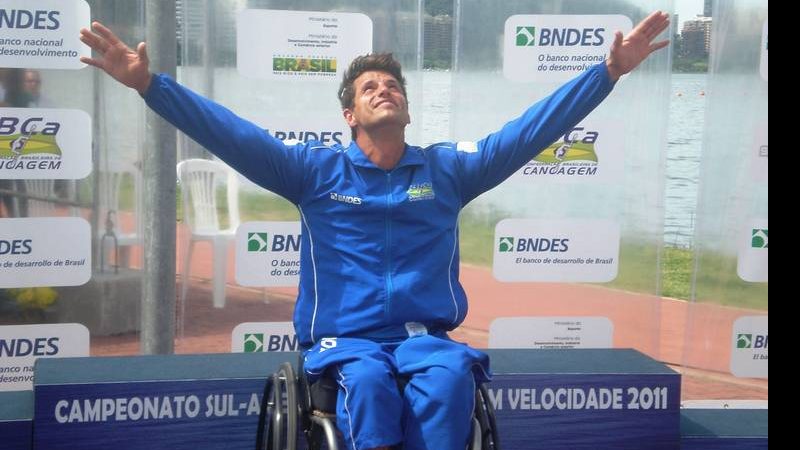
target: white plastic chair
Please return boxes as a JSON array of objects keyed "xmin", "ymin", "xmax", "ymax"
[
  {"xmin": 177, "ymin": 158, "xmax": 240, "ymax": 309},
  {"xmin": 23, "ymin": 179, "xmax": 58, "ymax": 217},
  {"xmin": 96, "ymin": 161, "xmax": 142, "ymax": 271}
]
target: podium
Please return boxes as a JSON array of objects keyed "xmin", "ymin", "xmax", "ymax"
[{"xmin": 0, "ymin": 348, "xmax": 762, "ymax": 449}]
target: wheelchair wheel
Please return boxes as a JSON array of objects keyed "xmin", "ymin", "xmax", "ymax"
[
  {"xmin": 475, "ymin": 384, "xmax": 500, "ymax": 450},
  {"xmin": 256, "ymin": 376, "xmax": 274, "ymax": 450},
  {"xmin": 271, "ymin": 362, "xmax": 298, "ymax": 450}
]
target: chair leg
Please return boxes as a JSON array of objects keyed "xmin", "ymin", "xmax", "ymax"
[
  {"xmin": 212, "ymin": 238, "xmax": 227, "ymax": 308},
  {"xmin": 180, "ymin": 240, "xmax": 195, "ymax": 335}
]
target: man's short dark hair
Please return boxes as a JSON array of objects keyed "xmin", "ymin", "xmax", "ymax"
[{"xmin": 338, "ymin": 53, "xmax": 407, "ymax": 110}]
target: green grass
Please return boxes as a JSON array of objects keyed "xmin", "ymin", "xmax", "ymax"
[
  {"xmin": 661, "ymin": 246, "xmax": 693, "ymax": 300},
  {"xmin": 694, "ymin": 251, "xmax": 769, "ymax": 310},
  {"xmin": 175, "ymin": 186, "xmax": 299, "ymax": 226},
  {"xmin": 238, "ymin": 190, "xmax": 299, "ymax": 221}
]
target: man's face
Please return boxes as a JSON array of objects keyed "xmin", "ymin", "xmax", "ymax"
[
  {"xmin": 343, "ymin": 70, "xmax": 409, "ymax": 134},
  {"xmin": 23, "ymin": 71, "xmax": 41, "ymax": 98}
]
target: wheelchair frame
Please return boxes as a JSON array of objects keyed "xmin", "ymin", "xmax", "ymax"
[{"xmin": 258, "ymin": 361, "xmax": 499, "ymax": 450}]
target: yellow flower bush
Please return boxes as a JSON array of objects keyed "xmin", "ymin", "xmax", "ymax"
[{"xmin": 7, "ymin": 287, "xmax": 58, "ymax": 310}]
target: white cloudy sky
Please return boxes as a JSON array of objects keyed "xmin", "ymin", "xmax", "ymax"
[{"xmin": 673, "ymin": 0, "xmax": 705, "ymax": 27}]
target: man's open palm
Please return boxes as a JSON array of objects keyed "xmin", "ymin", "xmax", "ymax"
[
  {"xmin": 606, "ymin": 11, "xmax": 671, "ymax": 81},
  {"xmin": 79, "ymin": 21, "xmax": 152, "ymax": 94}
]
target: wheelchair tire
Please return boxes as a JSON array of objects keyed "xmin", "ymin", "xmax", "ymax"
[
  {"xmin": 271, "ymin": 362, "xmax": 298, "ymax": 450},
  {"xmin": 476, "ymin": 384, "xmax": 500, "ymax": 450},
  {"xmin": 256, "ymin": 376, "xmax": 274, "ymax": 450}
]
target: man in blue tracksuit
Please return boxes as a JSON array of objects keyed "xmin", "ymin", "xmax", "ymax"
[{"xmin": 80, "ymin": 11, "xmax": 669, "ymax": 450}]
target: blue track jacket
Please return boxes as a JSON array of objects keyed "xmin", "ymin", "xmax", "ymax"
[{"xmin": 143, "ymin": 62, "xmax": 615, "ymax": 348}]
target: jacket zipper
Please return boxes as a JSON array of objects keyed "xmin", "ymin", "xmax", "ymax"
[{"xmin": 384, "ymin": 172, "xmax": 394, "ymax": 315}]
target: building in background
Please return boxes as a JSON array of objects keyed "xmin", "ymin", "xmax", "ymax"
[{"xmin": 682, "ymin": 16, "xmax": 713, "ymax": 58}]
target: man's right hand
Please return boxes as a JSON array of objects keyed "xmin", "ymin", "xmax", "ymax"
[{"xmin": 79, "ymin": 21, "xmax": 152, "ymax": 95}]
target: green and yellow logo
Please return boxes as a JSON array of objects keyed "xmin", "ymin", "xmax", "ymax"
[
  {"xmin": 0, "ymin": 133, "xmax": 61, "ymax": 159},
  {"xmin": 736, "ymin": 334, "xmax": 752, "ymax": 349},
  {"xmin": 407, "ymin": 183, "xmax": 435, "ymax": 202},
  {"xmin": 751, "ymin": 229, "xmax": 768, "ymax": 248},
  {"xmin": 498, "ymin": 237, "xmax": 515, "ymax": 252},
  {"xmin": 516, "ymin": 26, "xmax": 536, "ymax": 46},
  {"xmin": 248, "ymin": 232, "xmax": 269, "ymax": 252},
  {"xmin": 273, "ymin": 57, "xmax": 337, "ymax": 73},
  {"xmin": 244, "ymin": 333, "xmax": 264, "ymax": 352},
  {"xmin": 533, "ymin": 140, "xmax": 598, "ymax": 164}
]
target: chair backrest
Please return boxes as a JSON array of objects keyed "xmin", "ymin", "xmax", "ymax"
[
  {"xmin": 97, "ymin": 160, "xmax": 142, "ymax": 237},
  {"xmin": 24, "ymin": 179, "xmax": 58, "ymax": 217},
  {"xmin": 176, "ymin": 158, "xmax": 240, "ymax": 234}
]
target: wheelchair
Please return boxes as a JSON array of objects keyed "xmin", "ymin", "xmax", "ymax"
[{"xmin": 257, "ymin": 360, "xmax": 500, "ymax": 450}]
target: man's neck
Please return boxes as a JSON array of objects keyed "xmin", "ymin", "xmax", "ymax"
[{"xmin": 355, "ymin": 126, "xmax": 406, "ymax": 170}]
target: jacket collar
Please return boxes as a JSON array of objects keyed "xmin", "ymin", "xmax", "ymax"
[{"xmin": 346, "ymin": 141, "xmax": 425, "ymax": 170}]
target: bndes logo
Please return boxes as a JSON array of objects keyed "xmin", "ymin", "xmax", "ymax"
[
  {"xmin": 498, "ymin": 236, "xmax": 570, "ymax": 253},
  {"xmin": 246, "ymin": 232, "xmax": 301, "ymax": 252},
  {"xmin": 243, "ymin": 333, "xmax": 298, "ymax": 352},
  {"xmin": 736, "ymin": 333, "xmax": 768, "ymax": 349},
  {"xmin": 0, "ymin": 9, "xmax": 61, "ymax": 30},
  {"xmin": 271, "ymin": 130, "xmax": 343, "ymax": 146},
  {"xmin": 0, "ymin": 337, "xmax": 59, "ymax": 357},
  {"xmin": 0, "ymin": 239, "xmax": 32, "ymax": 255},
  {"xmin": 330, "ymin": 192, "xmax": 362, "ymax": 205},
  {"xmin": 247, "ymin": 233, "xmax": 269, "ymax": 252},
  {"xmin": 537, "ymin": 27, "xmax": 605, "ymax": 46},
  {"xmin": 751, "ymin": 229, "xmax": 768, "ymax": 249}
]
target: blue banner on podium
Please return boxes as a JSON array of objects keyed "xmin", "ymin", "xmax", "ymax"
[
  {"xmin": 33, "ymin": 353, "xmax": 284, "ymax": 450},
  {"xmin": 31, "ymin": 349, "xmax": 682, "ymax": 449},
  {"xmin": 34, "ymin": 378, "xmax": 265, "ymax": 449},
  {"xmin": 485, "ymin": 349, "xmax": 681, "ymax": 449}
]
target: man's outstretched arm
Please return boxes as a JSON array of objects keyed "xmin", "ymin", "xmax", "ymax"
[
  {"xmin": 78, "ymin": 21, "xmax": 306, "ymax": 203},
  {"xmin": 606, "ymin": 10, "xmax": 671, "ymax": 82},
  {"xmin": 79, "ymin": 21, "xmax": 153, "ymax": 94},
  {"xmin": 457, "ymin": 10, "xmax": 671, "ymax": 202}
]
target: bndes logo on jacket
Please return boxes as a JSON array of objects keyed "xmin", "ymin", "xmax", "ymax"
[
  {"xmin": 270, "ymin": 129, "xmax": 344, "ymax": 146},
  {"xmin": 330, "ymin": 192, "xmax": 362, "ymax": 205}
]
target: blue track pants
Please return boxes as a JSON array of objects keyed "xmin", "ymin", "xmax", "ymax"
[{"xmin": 303, "ymin": 334, "xmax": 491, "ymax": 450}]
